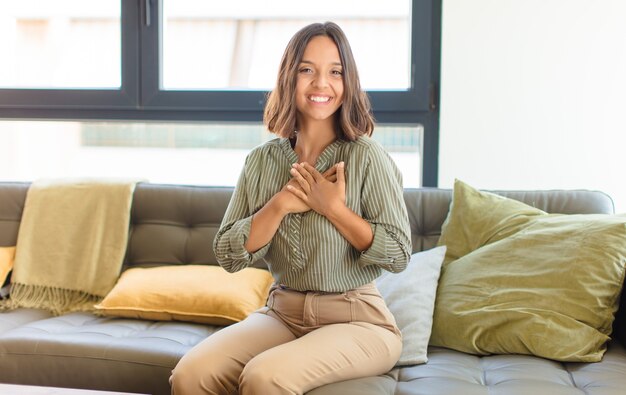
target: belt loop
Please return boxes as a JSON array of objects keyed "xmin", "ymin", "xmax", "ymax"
[{"xmin": 303, "ymin": 292, "xmax": 316, "ymax": 327}]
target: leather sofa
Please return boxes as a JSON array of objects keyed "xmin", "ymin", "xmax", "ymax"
[{"xmin": 1, "ymin": 182, "xmax": 625, "ymax": 395}]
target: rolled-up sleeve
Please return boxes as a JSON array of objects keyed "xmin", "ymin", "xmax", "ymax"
[
  {"xmin": 358, "ymin": 145, "xmax": 412, "ymax": 273},
  {"xmin": 213, "ymin": 156, "xmax": 271, "ymax": 272}
]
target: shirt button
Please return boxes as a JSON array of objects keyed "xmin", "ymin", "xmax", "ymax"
[
  {"xmin": 292, "ymin": 248, "xmax": 297, "ymax": 253},
  {"xmin": 225, "ymin": 254, "xmax": 229, "ymax": 258}
]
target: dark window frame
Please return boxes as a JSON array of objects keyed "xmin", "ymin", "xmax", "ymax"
[{"xmin": 0, "ymin": 0, "xmax": 441, "ymax": 186}]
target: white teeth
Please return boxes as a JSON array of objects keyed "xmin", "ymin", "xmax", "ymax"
[{"xmin": 309, "ymin": 96, "xmax": 330, "ymax": 103}]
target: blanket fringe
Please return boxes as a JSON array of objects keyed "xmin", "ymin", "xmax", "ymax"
[{"xmin": 0, "ymin": 283, "xmax": 103, "ymax": 315}]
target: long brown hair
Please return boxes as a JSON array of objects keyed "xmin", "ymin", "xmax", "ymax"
[{"xmin": 263, "ymin": 22, "xmax": 375, "ymax": 141}]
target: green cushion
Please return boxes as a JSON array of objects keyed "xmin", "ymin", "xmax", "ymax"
[{"xmin": 431, "ymin": 179, "xmax": 626, "ymax": 362}]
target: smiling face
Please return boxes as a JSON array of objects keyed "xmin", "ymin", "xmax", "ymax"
[{"xmin": 295, "ymin": 35, "xmax": 344, "ymax": 130}]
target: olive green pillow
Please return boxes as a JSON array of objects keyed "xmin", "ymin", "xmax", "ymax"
[{"xmin": 431, "ymin": 180, "xmax": 626, "ymax": 362}]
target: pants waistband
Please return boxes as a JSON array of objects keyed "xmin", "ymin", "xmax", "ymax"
[{"xmin": 274, "ymin": 281, "xmax": 377, "ymax": 295}]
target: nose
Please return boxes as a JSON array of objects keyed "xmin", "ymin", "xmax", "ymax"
[{"xmin": 312, "ymin": 74, "xmax": 329, "ymax": 89}]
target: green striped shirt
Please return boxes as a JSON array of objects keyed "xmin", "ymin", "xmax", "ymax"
[{"xmin": 213, "ymin": 136, "xmax": 412, "ymax": 292}]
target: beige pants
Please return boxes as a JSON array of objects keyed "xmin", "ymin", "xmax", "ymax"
[{"xmin": 170, "ymin": 282, "xmax": 402, "ymax": 395}]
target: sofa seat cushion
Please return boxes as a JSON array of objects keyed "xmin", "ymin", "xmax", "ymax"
[
  {"xmin": 308, "ymin": 342, "xmax": 626, "ymax": 395},
  {"xmin": 0, "ymin": 312, "xmax": 217, "ymax": 395},
  {"xmin": 0, "ymin": 308, "xmax": 53, "ymax": 334}
]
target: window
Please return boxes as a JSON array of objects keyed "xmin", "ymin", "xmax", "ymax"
[
  {"xmin": 161, "ymin": 1, "xmax": 411, "ymax": 90},
  {"xmin": 0, "ymin": 0, "xmax": 138, "ymax": 108},
  {"xmin": 0, "ymin": 120, "xmax": 423, "ymax": 187},
  {"xmin": 0, "ymin": 0, "xmax": 441, "ymax": 186},
  {"xmin": 0, "ymin": 1, "xmax": 121, "ymax": 89},
  {"xmin": 143, "ymin": 0, "xmax": 435, "ymax": 113}
]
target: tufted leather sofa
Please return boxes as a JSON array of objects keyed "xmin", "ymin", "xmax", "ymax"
[{"xmin": 1, "ymin": 182, "xmax": 625, "ymax": 395}]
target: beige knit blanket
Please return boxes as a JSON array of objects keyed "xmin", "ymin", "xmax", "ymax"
[{"xmin": 5, "ymin": 178, "xmax": 138, "ymax": 315}]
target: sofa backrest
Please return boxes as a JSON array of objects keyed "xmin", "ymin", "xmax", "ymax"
[
  {"xmin": 0, "ymin": 182, "xmax": 616, "ymax": 268},
  {"xmin": 129, "ymin": 184, "xmax": 617, "ymax": 268},
  {"xmin": 404, "ymin": 187, "xmax": 615, "ymax": 252},
  {"xmin": 0, "ymin": 182, "xmax": 28, "ymax": 248}
]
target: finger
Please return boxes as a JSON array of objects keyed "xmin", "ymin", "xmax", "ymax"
[
  {"xmin": 285, "ymin": 179, "xmax": 303, "ymax": 191},
  {"xmin": 337, "ymin": 161, "xmax": 346, "ymax": 185},
  {"xmin": 323, "ymin": 167, "xmax": 337, "ymax": 182},
  {"xmin": 322, "ymin": 165, "xmax": 337, "ymax": 178},
  {"xmin": 286, "ymin": 185, "xmax": 308, "ymax": 201},
  {"xmin": 290, "ymin": 167, "xmax": 311, "ymax": 192},
  {"xmin": 302, "ymin": 162, "xmax": 324, "ymax": 183},
  {"xmin": 293, "ymin": 163, "xmax": 316, "ymax": 185}
]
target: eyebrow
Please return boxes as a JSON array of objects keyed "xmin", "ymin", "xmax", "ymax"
[{"xmin": 300, "ymin": 60, "xmax": 343, "ymax": 67}]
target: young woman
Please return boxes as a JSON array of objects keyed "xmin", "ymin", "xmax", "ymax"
[{"xmin": 170, "ymin": 22, "xmax": 411, "ymax": 395}]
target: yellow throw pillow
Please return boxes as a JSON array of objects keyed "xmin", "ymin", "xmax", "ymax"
[
  {"xmin": 431, "ymin": 180, "xmax": 626, "ymax": 362},
  {"xmin": 95, "ymin": 265, "xmax": 274, "ymax": 325},
  {"xmin": 0, "ymin": 246, "xmax": 16, "ymax": 285}
]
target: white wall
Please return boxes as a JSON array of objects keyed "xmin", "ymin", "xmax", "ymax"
[{"xmin": 439, "ymin": 0, "xmax": 626, "ymax": 213}]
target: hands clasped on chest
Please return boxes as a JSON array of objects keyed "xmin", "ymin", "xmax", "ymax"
[{"xmin": 282, "ymin": 161, "xmax": 346, "ymax": 217}]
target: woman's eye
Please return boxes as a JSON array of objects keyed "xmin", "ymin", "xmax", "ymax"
[
  {"xmin": 299, "ymin": 68, "xmax": 313, "ymax": 73},
  {"xmin": 332, "ymin": 70, "xmax": 343, "ymax": 76}
]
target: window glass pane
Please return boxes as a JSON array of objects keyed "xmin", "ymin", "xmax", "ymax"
[
  {"xmin": 162, "ymin": 0, "xmax": 411, "ymax": 90},
  {"xmin": 0, "ymin": 120, "xmax": 422, "ymax": 187},
  {"xmin": 0, "ymin": 0, "xmax": 121, "ymax": 89}
]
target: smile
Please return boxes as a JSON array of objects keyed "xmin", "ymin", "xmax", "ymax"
[{"xmin": 308, "ymin": 95, "xmax": 332, "ymax": 103}]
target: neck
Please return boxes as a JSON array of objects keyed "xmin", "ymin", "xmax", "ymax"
[{"xmin": 293, "ymin": 120, "xmax": 337, "ymax": 165}]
